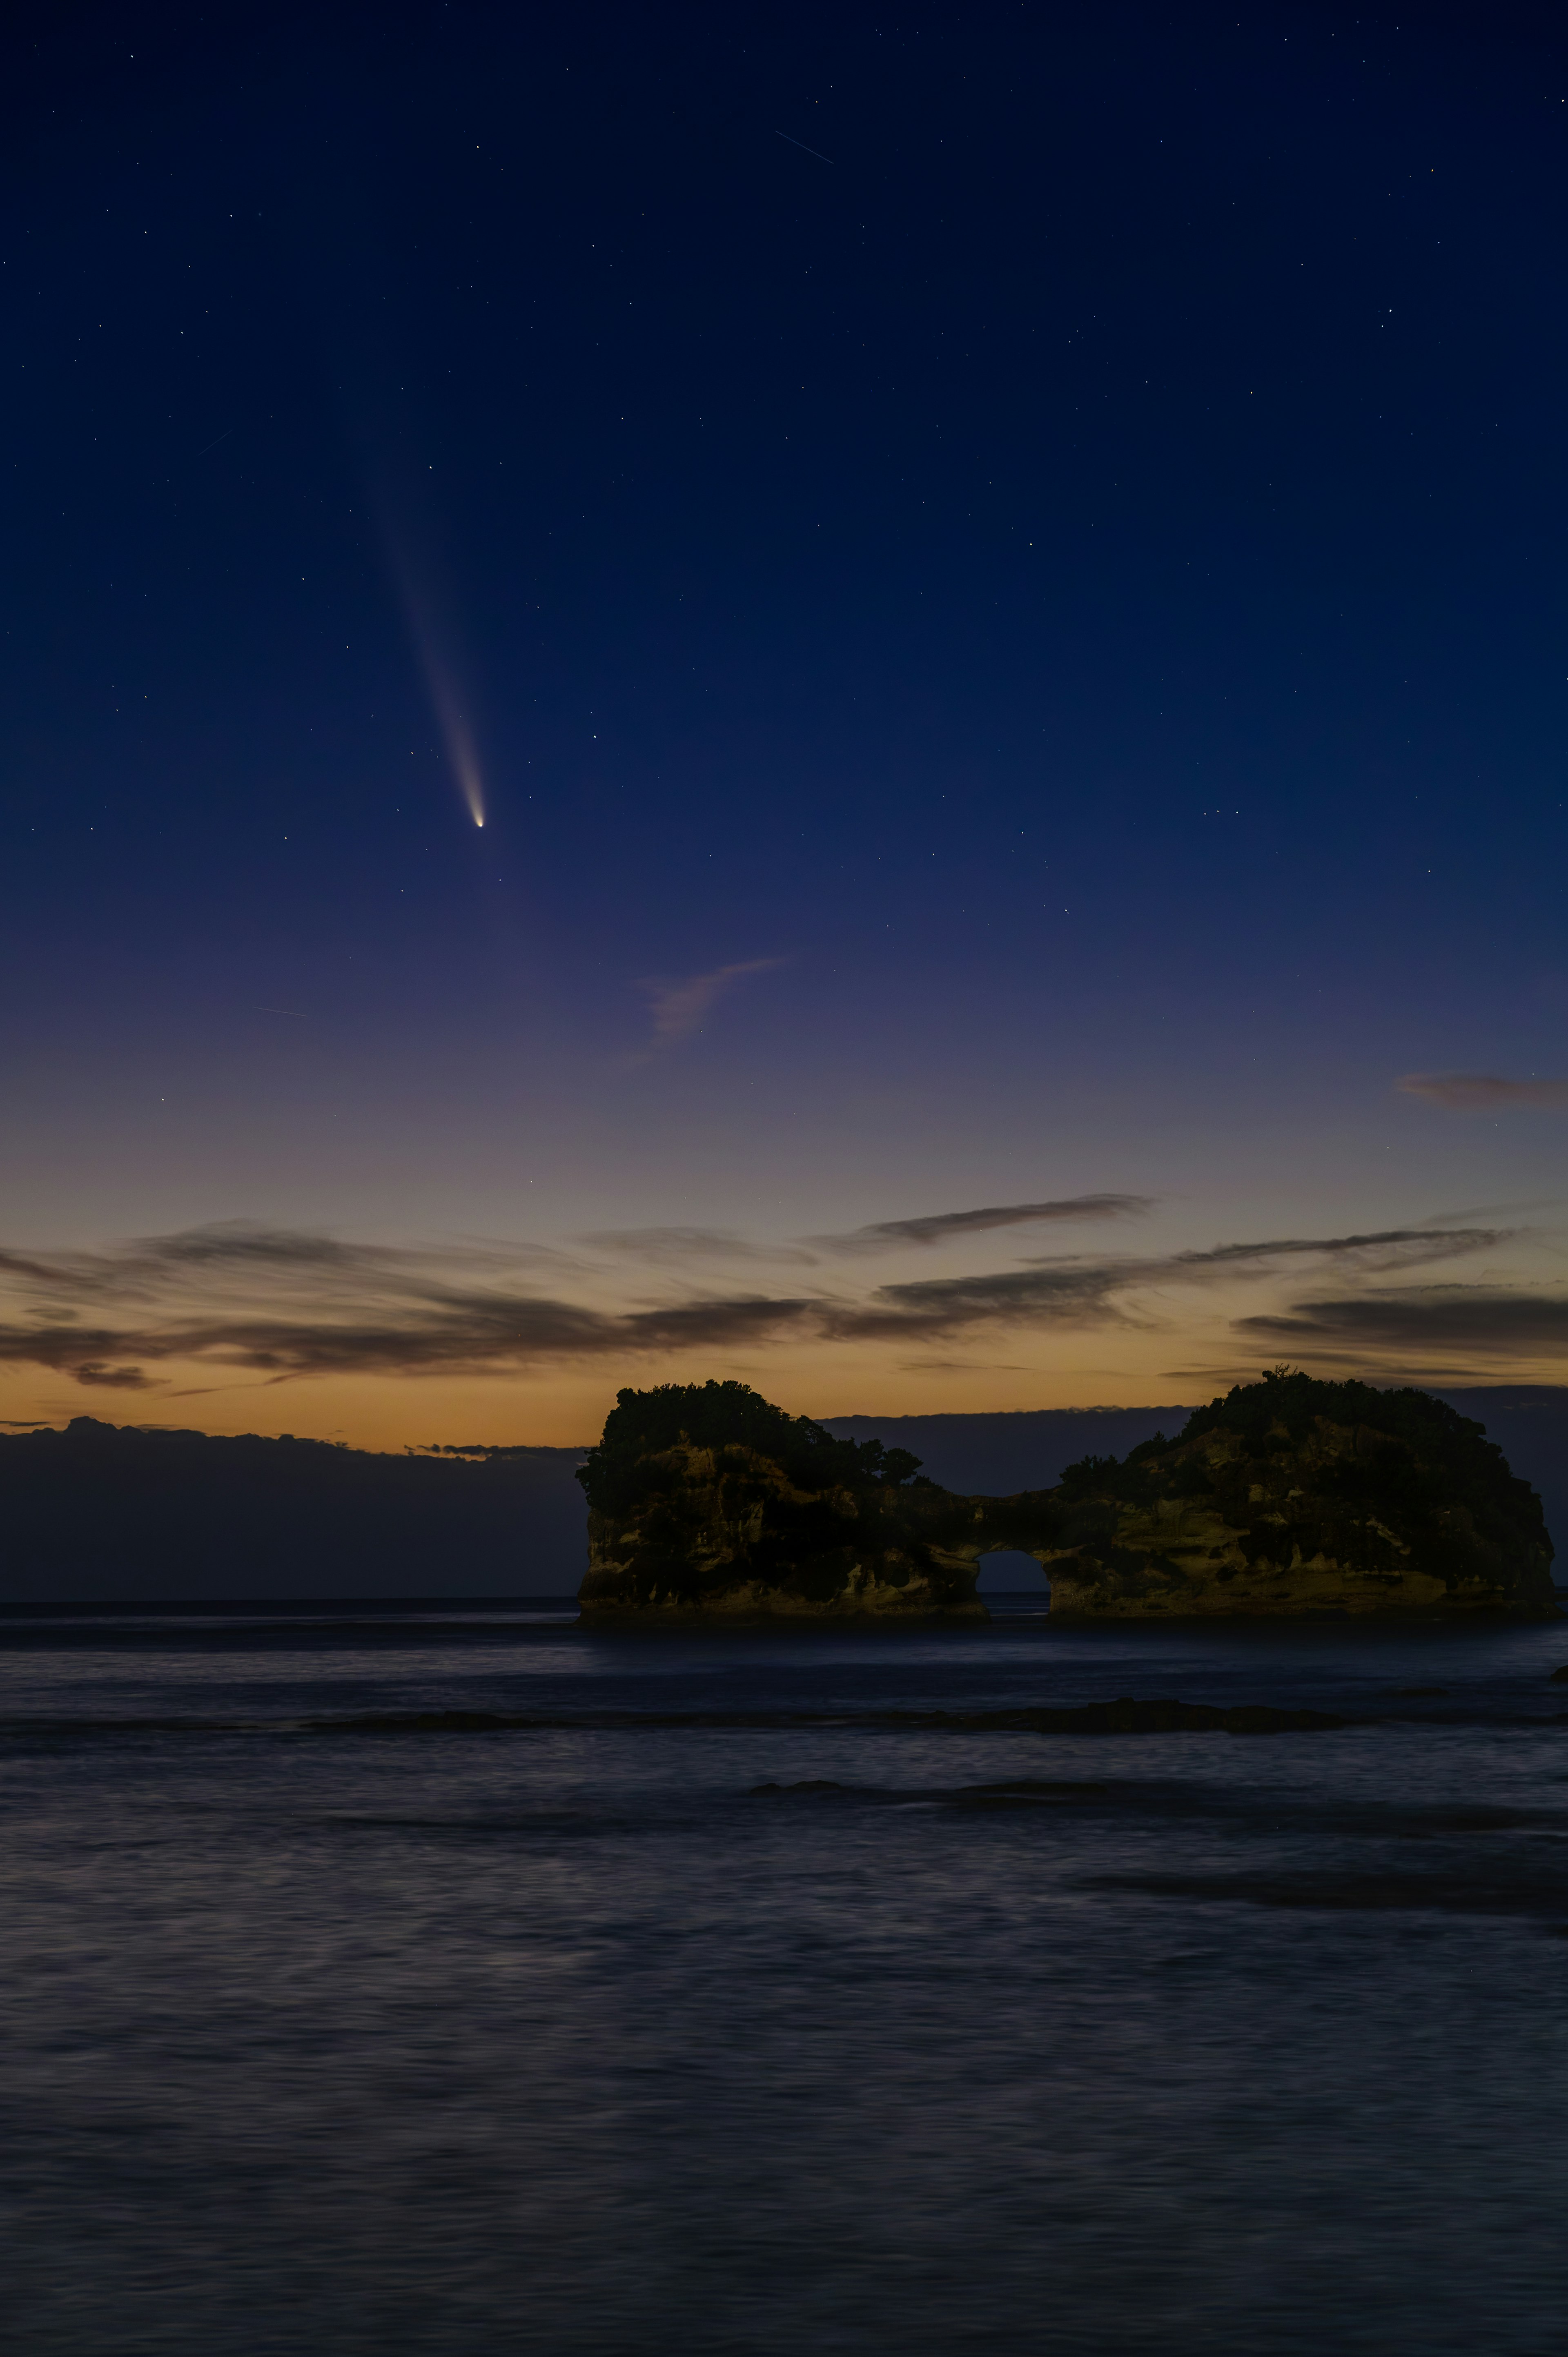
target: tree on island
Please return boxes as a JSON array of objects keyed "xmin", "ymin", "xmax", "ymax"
[{"xmin": 576, "ymin": 1380, "xmax": 922, "ymax": 1517}]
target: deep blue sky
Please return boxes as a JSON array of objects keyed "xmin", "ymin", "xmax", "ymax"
[{"xmin": 3, "ymin": 2, "xmax": 1566, "ymax": 1444}]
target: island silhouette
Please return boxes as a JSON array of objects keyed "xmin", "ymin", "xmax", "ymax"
[{"xmin": 578, "ymin": 1371, "xmax": 1558, "ymax": 1622}]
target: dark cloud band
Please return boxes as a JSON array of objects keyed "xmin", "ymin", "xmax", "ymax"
[
  {"xmin": 1240, "ymin": 1290, "xmax": 1568, "ymax": 1356},
  {"xmin": 0, "ymin": 1217, "xmax": 1520, "ymax": 1390}
]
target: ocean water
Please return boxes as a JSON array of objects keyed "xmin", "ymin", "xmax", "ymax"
[{"xmin": 2, "ymin": 1598, "xmax": 1566, "ymax": 2355}]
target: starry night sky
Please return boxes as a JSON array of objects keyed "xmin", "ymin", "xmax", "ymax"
[{"xmin": 3, "ymin": 0, "xmax": 1567, "ymax": 1446}]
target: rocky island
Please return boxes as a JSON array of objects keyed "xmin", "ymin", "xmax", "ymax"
[{"xmin": 576, "ymin": 1372, "xmax": 1557, "ymax": 1621}]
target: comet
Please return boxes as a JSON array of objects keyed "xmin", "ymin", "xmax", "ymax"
[
  {"xmin": 384, "ymin": 530, "xmax": 488, "ymax": 829},
  {"xmin": 417, "ymin": 647, "xmax": 486, "ymax": 829}
]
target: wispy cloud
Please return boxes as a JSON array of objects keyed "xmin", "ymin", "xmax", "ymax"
[
  {"xmin": 817, "ymin": 1193, "xmax": 1155, "ymax": 1254},
  {"xmin": 577, "ymin": 1227, "xmax": 817, "ymax": 1267},
  {"xmin": 1147, "ymin": 1227, "xmax": 1508, "ymax": 1279},
  {"xmin": 1398, "ymin": 1072, "xmax": 1568, "ymax": 1111},
  {"xmin": 0, "ymin": 1218, "xmax": 1517, "ymax": 1390},
  {"xmin": 1238, "ymin": 1288, "xmax": 1568, "ymax": 1359},
  {"xmin": 821, "ymin": 1228, "xmax": 1505, "ymax": 1346},
  {"xmin": 1416, "ymin": 1196, "xmax": 1568, "ymax": 1228},
  {"xmin": 637, "ymin": 958, "xmax": 785, "ymax": 1049},
  {"xmin": 895, "ymin": 1359, "xmax": 1038, "ymax": 1372}
]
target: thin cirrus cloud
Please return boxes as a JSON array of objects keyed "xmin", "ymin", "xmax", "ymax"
[
  {"xmin": 842, "ymin": 1227, "xmax": 1509, "ymax": 1343},
  {"xmin": 1398, "ymin": 1073, "xmax": 1568, "ymax": 1110},
  {"xmin": 815, "ymin": 1194, "xmax": 1156, "ymax": 1254},
  {"xmin": 584, "ymin": 1200, "xmax": 1151, "ymax": 1265},
  {"xmin": 577, "ymin": 1228, "xmax": 820, "ymax": 1267},
  {"xmin": 637, "ymin": 958, "xmax": 785, "ymax": 1049},
  {"xmin": 1141, "ymin": 1227, "xmax": 1506, "ymax": 1279},
  {"xmin": 0, "ymin": 1218, "xmax": 1516, "ymax": 1392}
]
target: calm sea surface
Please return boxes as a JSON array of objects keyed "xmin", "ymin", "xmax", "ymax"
[{"xmin": 3, "ymin": 1598, "xmax": 1566, "ymax": 2354}]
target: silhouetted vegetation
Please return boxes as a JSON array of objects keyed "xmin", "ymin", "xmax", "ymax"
[
  {"xmin": 1056, "ymin": 1368, "xmax": 1552, "ymax": 1580},
  {"xmin": 576, "ymin": 1381, "xmax": 923, "ymax": 1517},
  {"xmin": 573, "ymin": 1371, "xmax": 1559, "ymax": 1617}
]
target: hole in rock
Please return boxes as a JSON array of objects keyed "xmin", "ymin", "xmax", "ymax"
[{"xmin": 975, "ymin": 1548, "xmax": 1049, "ymax": 1597}]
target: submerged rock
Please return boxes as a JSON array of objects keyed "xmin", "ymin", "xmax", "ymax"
[{"xmin": 576, "ymin": 1374, "xmax": 1557, "ymax": 1621}]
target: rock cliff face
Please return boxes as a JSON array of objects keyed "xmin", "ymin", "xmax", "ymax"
[
  {"xmin": 576, "ymin": 1375, "xmax": 1557, "ymax": 1622},
  {"xmin": 579, "ymin": 1437, "xmax": 989, "ymax": 1619},
  {"xmin": 1018, "ymin": 1385, "xmax": 1557, "ymax": 1620}
]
